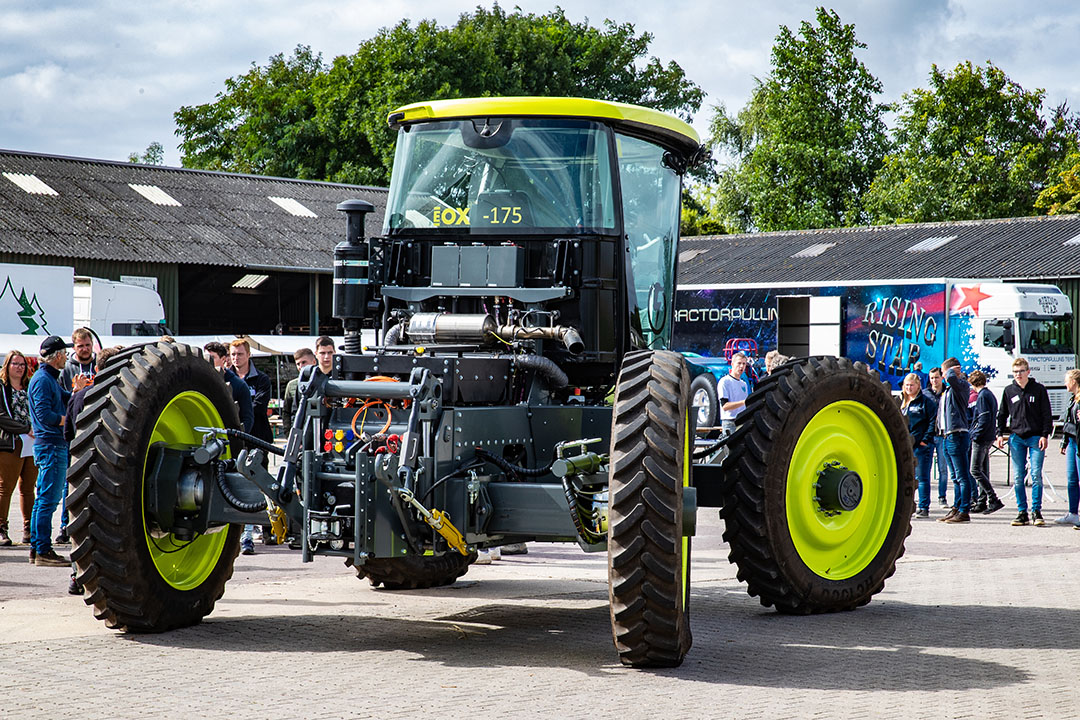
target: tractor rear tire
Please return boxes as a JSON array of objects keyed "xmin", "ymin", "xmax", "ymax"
[
  {"xmin": 351, "ymin": 552, "xmax": 476, "ymax": 590},
  {"xmin": 67, "ymin": 342, "xmax": 242, "ymax": 632},
  {"xmin": 607, "ymin": 350, "xmax": 693, "ymax": 668},
  {"xmin": 720, "ymin": 356, "xmax": 914, "ymax": 614}
]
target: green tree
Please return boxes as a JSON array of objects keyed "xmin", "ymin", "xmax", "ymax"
[
  {"xmin": 175, "ymin": 7, "xmax": 703, "ymax": 186},
  {"xmin": 864, "ymin": 61, "xmax": 1079, "ymax": 223},
  {"xmin": 1036, "ymin": 152, "xmax": 1080, "ymax": 215},
  {"xmin": 175, "ymin": 46, "xmax": 328, "ymax": 178},
  {"xmin": 127, "ymin": 141, "xmax": 164, "ymax": 165},
  {"xmin": 704, "ymin": 8, "xmax": 889, "ymax": 232}
]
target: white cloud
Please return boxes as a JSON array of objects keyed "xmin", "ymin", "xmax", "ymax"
[{"xmin": 1, "ymin": 0, "xmax": 1078, "ymax": 166}]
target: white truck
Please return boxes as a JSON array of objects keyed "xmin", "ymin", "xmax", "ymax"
[
  {"xmin": 675, "ymin": 279, "xmax": 1076, "ymax": 419},
  {"xmin": 0, "ymin": 263, "xmax": 167, "ymax": 337}
]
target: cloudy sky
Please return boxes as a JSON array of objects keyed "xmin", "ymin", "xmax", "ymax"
[{"xmin": 2, "ymin": 0, "xmax": 1079, "ymax": 168}]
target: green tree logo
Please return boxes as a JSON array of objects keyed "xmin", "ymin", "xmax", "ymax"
[{"xmin": 0, "ymin": 277, "xmax": 49, "ymax": 335}]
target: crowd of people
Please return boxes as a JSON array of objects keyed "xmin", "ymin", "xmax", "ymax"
[
  {"xmin": 901, "ymin": 355, "xmax": 1066, "ymax": 526},
  {"xmin": 0, "ymin": 331, "xmax": 348, "ymax": 592}
]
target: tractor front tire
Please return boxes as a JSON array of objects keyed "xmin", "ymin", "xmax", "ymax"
[
  {"xmin": 721, "ymin": 356, "xmax": 914, "ymax": 614},
  {"xmin": 607, "ymin": 350, "xmax": 693, "ymax": 668},
  {"xmin": 350, "ymin": 552, "xmax": 476, "ymax": 590},
  {"xmin": 67, "ymin": 342, "xmax": 242, "ymax": 632}
]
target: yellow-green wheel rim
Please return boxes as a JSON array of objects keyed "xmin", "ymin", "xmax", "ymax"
[
  {"xmin": 142, "ymin": 391, "xmax": 230, "ymax": 590},
  {"xmin": 786, "ymin": 400, "xmax": 897, "ymax": 580}
]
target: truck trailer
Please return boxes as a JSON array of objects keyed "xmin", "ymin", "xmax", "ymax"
[{"xmin": 675, "ymin": 279, "xmax": 1075, "ymax": 421}]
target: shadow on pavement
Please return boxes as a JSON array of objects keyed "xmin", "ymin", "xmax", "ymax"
[{"xmin": 121, "ymin": 581, "xmax": 1080, "ymax": 687}]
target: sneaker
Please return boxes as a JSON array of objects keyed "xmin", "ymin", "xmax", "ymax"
[
  {"xmin": 1033, "ymin": 511, "xmax": 1045, "ymax": 527},
  {"xmin": 938, "ymin": 508, "xmax": 958, "ymax": 523},
  {"xmin": 1054, "ymin": 512, "xmax": 1080, "ymax": 526},
  {"xmin": 939, "ymin": 497, "xmax": 949, "ymax": 507},
  {"xmin": 54, "ymin": 531, "xmax": 69, "ymax": 545},
  {"xmin": 21, "ymin": 530, "xmax": 31, "ymax": 544},
  {"xmin": 502, "ymin": 543, "xmax": 528, "ymax": 555},
  {"xmin": 240, "ymin": 543, "xmax": 255, "ymax": 556},
  {"xmin": 970, "ymin": 501, "xmax": 987, "ymax": 514},
  {"xmin": 0, "ymin": 527, "xmax": 10, "ymax": 547},
  {"xmin": 35, "ymin": 549, "xmax": 69, "ymax": 567},
  {"xmin": 1012, "ymin": 511, "xmax": 1030, "ymax": 526},
  {"xmin": 29, "ymin": 548, "xmax": 36, "ymax": 564},
  {"xmin": 475, "ymin": 548, "xmax": 501, "ymax": 565},
  {"xmin": 68, "ymin": 576, "xmax": 84, "ymax": 595},
  {"xmin": 983, "ymin": 498, "xmax": 1005, "ymax": 515},
  {"xmin": 914, "ymin": 508, "xmax": 929, "ymax": 518},
  {"xmin": 944, "ymin": 511, "xmax": 971, "ymax": 523}
]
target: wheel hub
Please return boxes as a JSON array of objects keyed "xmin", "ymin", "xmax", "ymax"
[{"xmin": 814, "ymin": 461, "xmax": 862, "ymax": 516}]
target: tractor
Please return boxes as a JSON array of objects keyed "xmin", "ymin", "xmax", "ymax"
[{"xmin": 67, "ymin": 97, "xmax": 914, "ymax": 668}]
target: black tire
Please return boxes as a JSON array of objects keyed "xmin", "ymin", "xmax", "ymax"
[
  {"xmin": 690, "ymin": 374, "xmax": 718, "ymax": 429},
  {"xmin": 607, "ymin": 350, "xmax": 692, "ymax": 668},
  {"xmin": 349, "ymin": 552, "xmax": 477, "ymax": 589},
  {"xmin": 720, "ymin": 356, "xmax": 914, "ymax": 614},
  {"xmin": 67, "ymin": 342, "xmax": 243, "ymax": 632}
]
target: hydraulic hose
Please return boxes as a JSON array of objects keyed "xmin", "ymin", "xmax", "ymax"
[
  {"xmin": 215, "ymin": 460, "xmax": 268, "ymax": 513},
  {"xmin": 224, "ymin": 428, "xmax": 285, "ymax": 456},
  {"xmin": 692, "ymin": 433, "xmax": 730, "ymax": 459},
  {"xmin": 474, "ymin": 446, "xmax": 554, "ymax": 480},
  {"xmin": 511, "ymin": 353, "xmax": 569, "ymax": 390}
]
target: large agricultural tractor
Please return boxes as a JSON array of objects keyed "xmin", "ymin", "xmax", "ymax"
[{"xmin": 67, "ymin": 97, "xmax": 914, "ymax": 668}]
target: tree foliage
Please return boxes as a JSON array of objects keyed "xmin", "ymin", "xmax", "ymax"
[
  {"xmin": 1036, "ymin": 151, "xmax": 1080, "ymax": 215},
  {"xmin": 127, "ymin": 141, "xmax": 164, "ymax": 165},
  {"xmin": 864, "ymin": 61, "xmax": 1079, "ymax": 223},
  {"xmin": 175, "ymin": 46, "xmax": 327, "ymax": 179},
  {"xmin": 704, "ymin": 8, "xmax": 889, "ymax": 232},
  {"xmin": 175, "ymin": 6, "xmax": 703, "ymax": 186}
]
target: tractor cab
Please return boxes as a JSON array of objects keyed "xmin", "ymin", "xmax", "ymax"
[{"xmin": 374, "ymin": 97, "xmax": 702, "ymax": 383}]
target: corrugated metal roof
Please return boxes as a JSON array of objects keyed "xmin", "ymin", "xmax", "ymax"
[
  {"xmin": 678, "ymin": 214, "xmax": 1080, "ymax": 285},
  {"xmin": 0, "ymin": 149, "xmax": 388, "ymax": 271}
]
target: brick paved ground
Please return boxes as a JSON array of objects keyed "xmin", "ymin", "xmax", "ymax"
[{"xmin": 2, "ymin": 450, "xmax": 1080, "ymax": 719}]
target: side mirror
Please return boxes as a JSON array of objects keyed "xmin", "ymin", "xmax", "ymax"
[{"xmin": 1002, "ymin": 320, "xmax": 1015, "ymax": 352}]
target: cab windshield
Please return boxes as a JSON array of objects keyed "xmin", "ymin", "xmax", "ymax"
[
  {"xmin": 384, "ymin": 118, "xmax": 616, "ymax": 235},
  {"xmin": 1019, "ymin": 316, "xmax": 1073, "ymax": 354}
]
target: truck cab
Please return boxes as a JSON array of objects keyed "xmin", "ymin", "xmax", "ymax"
[{"xmin": 962, "ymin": 282, "xmax": 1075, "ymax": 416}]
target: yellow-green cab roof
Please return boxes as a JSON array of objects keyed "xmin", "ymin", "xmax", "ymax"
[{"xmin": 389, "ymin": 96, "xmax": 701, "ymax": 157}]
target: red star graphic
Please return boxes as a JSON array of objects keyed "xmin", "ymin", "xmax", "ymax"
[{"xmin": 952, "ymin": 284, "xmax": 992, "ymax": 315}]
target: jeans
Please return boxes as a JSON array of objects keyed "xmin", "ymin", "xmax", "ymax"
[
  {"xmin": 969, "ymin": 439, "xmax": 996, "ymax": 504},
  {"xmin": 1010, "ymin": 434, "xmax": 1046, "ymax": 513},
  {"xmin": 934, "ymin": 435, "xmax": 948, "ymax": 500},
  {"xmin": 914, "ymin": 444, "xmax": 934, "ymax": 511},
  {"xmin": 944, "ymin": 433, "xmax": 974, "ymax": 513},
  {"xmin": 721, "ymin": 419, "xmax": 736, "ymax": 437},
  {"xmin": 30, "ymin": 442, "xmax": 68, "ymax": 554},
  {"xmin": 1065, "ymin": 437, "xmax": 1080, "ymax": 514}
]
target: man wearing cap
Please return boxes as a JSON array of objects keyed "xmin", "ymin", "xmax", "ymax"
[{"xmin": 27, "ymin": 336, "xmax": 88, "ymax": 566}]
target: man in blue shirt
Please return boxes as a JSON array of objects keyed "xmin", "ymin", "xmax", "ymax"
[{"xmin": 27, "ymin": 335, "xmax": 87, "ymax": 566}]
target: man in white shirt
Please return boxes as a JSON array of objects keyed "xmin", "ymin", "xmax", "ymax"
[{"xmin": 718, "ymin": 352, "xmax": 750, "ymax": 437}]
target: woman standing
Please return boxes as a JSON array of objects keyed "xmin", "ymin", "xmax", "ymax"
[
  {"xmin": 901, "ymin": 372, "xmax": 938, "ymax": 518},
  {"xmin": 1056, "ymin": 369, "xmax": 1080, "ymax": 526},
  {"xmin": 0, "ymin": 350, "xmax": 37, "ymax": 546}
]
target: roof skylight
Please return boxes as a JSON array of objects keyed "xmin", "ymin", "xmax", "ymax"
[
  {"xmin": 906, "ymin": 235, "xmax": 956, "ymax": 253},
  {"xmin": 129, "ymin": 184, "xmax": 181, "ymax": 206},
  {"xmin": 3, "ymin": 172, "xmax": 58, "ymax": 195},
  {"xmin": 268, "ymin": 196, "xmax": 317, "ymax": 218},
  {"xmin": 792, "ymin": 242, "xmax": 836, "ymax": 258}
]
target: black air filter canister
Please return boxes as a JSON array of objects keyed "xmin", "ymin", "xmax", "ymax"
[{"xmin": 334, "ymin": 199, "xmax": 375, "ymax": 354}]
